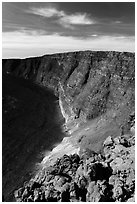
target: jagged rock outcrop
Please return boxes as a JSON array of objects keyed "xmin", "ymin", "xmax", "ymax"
[{"xmin": 14, "ymin": 127, "xmax": 135, "ymax": 202}]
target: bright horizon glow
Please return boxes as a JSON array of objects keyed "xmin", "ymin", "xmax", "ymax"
[
  {"xmin": 2, "ymin": 2, "xmax": 135, "ymax": 58},
  {"xmin": 2, "ymin": 31, "xmax": 135, "ymax": 59}
]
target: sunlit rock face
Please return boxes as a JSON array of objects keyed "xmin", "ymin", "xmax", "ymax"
[
  {"xmin": 14, "ymin": 131, "xmax": 135, "ymax": 202},
  {"xmin": 3, "ymin": 51, "xmax": 135, "ymax": 134},
  {"xmin": 3, "ymin": 51, "xmax": 135, "ymax": 149}
]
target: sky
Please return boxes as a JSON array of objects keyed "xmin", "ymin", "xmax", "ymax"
[{"xmin": 2, "ymin": 2, "xmax": 135, "ymax": 58}]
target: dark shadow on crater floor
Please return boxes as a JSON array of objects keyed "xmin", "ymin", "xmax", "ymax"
[{"xmin": 2, "ymin": 73, "xmax": 65, "ymax": 201}]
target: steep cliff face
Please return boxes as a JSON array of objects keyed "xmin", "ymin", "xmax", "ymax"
[{"xmin": 3, "ymin": 51, "xmax": 135, "ymax": 141}]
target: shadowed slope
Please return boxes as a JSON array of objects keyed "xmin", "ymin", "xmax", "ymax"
[
  {"xmin": 3, "ymin": 51, "xmax": 135, "ymax": 152},
  {"xmin": 2, "ymin": 73, "xmax": 65, "ymax": 201}
]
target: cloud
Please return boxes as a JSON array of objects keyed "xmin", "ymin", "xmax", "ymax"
[
  {"xmin": 59, "ymin": 13, "xmax": 95, "ymax": 25},
  {"xmin": 115, "ymin": 20, "xmax": 122, "ymax": 24},
  {"xmin": 91, "ymin": 34, "xmax": 98, "ymax": 37},
  {"xmin": 2, "ymin": 30, "xmax": 135, "ymax": 58},
  {"xmin": 26, "ymin": 6, "xmax": 96, "ymax": 28},
  {"xmin": 27, "ymin": 7, "xmax": 64, "ymax": 18}
]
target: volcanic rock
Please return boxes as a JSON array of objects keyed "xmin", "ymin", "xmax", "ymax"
[{"xmin": 3, "ymin": 51, "xmax": 135, "ymax": 201}]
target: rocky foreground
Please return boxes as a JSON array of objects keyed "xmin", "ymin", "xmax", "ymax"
[{"xmin": 14, "ymin": 123, "xmax": 135, "ymax": 202}]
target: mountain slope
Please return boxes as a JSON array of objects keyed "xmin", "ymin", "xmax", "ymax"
[
  {"xmin": 3, "ymin": 51, "xmax": 135, "ymax": 150},
  {"xmin": 2, "ymin": 73, "xmax": 65, "ymax": 201},
  {"xmin": 2, "ymin": 50, "xmax": 135, "ymax": 201}
]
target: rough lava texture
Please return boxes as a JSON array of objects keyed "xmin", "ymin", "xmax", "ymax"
[
  {"xmin": 3, "ymin": 51, "xmax": 135, "ymax": 151},
  {"xmin": 14, "ymin": 124, "xmax": 135, "ymax": 202},
  {"xmin": 2, "ymin": 51, "xmax": 135, "ymax": 201},
  {"xmin": 3, "ymin": 51, "xmax": 135, "ymax": 131}
]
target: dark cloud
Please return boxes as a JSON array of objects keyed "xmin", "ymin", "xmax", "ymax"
[
  {"xmin": 2, "ymin": 2, "xmax": 135, "ymax": 58},
  {"xmin": 2, "ymin": 2, "xmax": 135, "ymax": 38},
  {"xmin": 58, "ymin": 2, "xmax": 135, "ymax": 23}
]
